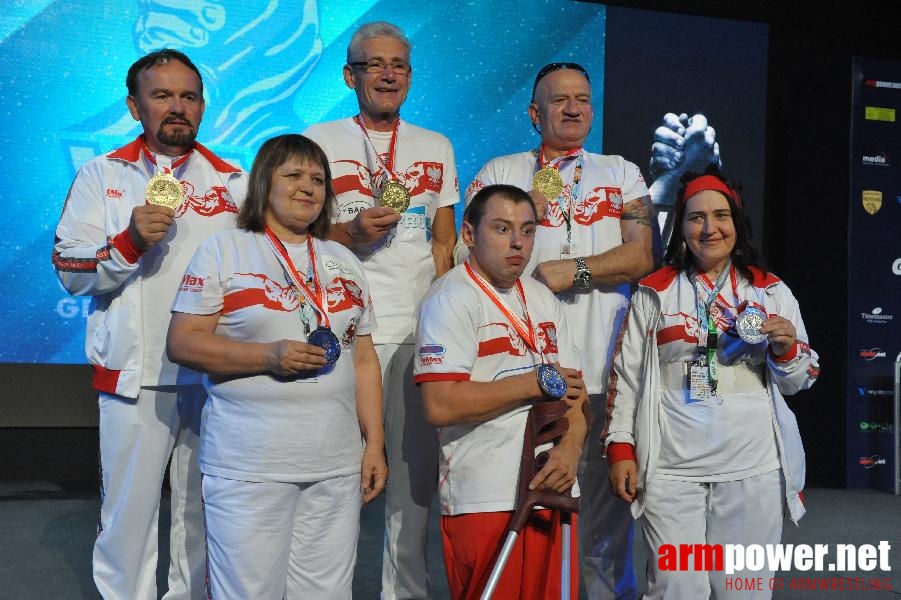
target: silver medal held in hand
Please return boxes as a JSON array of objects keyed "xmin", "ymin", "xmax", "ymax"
[{"xmin": 736, "ymin": 306, "xmax": 767, "ymax": 344}]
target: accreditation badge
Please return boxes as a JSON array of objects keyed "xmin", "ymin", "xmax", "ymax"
[{"xmin": 688, "ymin": 361, "xmax": 713, "ymax": 401}]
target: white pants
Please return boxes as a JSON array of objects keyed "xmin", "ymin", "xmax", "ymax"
[
  {"xmin": 640, "ymin": 469, "xmax": 784, "ymax": 599},
  {"xmin": 579, "ymin": 393, "xmax": 637, "ymax": 600},
  {"xmin": 94, "ymin": 385, "xmax": 206, "ymax": 600},
  {"xmin": 203, "ymin": 473, "xmax": 362, "ymax": 599},
  {"xmin": 377, "ymin": 343, "xmax": 439, "ymax": 600}
]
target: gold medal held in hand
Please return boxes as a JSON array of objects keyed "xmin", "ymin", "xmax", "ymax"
[
  {"xmin": 532, "ymin": 167, "xmax": 564, "ymax": 201},
  {"xmin": 145, "ymin": 171, "xmax": 183, "ymax": 209},
  {"xmin": 378, "ymin": 179, "xmax": 411, "ymax": 213}
]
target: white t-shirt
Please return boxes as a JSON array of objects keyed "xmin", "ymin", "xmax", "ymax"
[
  {"xmin": 304, "ymin": 118, "xmax": 459, "ymax": 343},
  {"xmin": 171, "ymin": 229, "xmax": 376, "ymax": 483},
  {"xmin": 413, "ymin": 265, "xmax": 581, "ymax": 515},
  {"xmin": 466, "ymin": 149, "xmax": 649, "ymax": 394},
  {"xmin": 653, "ymin": 267, "xmax": 779, "ymax": 480}
]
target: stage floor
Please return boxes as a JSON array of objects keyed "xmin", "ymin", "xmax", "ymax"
[{"xmin": 0, "ymin": 485, "xmax": 898, "ymax": 599}]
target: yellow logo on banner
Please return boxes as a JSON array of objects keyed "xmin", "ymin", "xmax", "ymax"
[
  {"xmin": 861, "ymin": 190, "xmax": 882, "ymax": 215},
  {"xmin": 865, "ymin": 106, "xmax": 896, "ymax": 122}
]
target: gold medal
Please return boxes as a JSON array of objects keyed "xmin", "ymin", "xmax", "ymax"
[
  {"xmin": 532, "ymin": 167, "xmax": 564, "ymax": 201},
  {"xmin": 378, "ymin": 180, "xmax": 411, "ymax": 213},
  {"xmin": 145, "ymin": 171, "xmax": 183, "ymax": 209}
]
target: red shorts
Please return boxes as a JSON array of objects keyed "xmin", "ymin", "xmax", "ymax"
[{"xmin": 440, "ymin": 509, "xmax": 579, "ymax": 600}]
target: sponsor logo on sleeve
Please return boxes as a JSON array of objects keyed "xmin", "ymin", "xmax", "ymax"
[
  {"xmin": 179, "ymin": 273, "xmax": 207, "ymax": 293},
  {"xmin": 419, "ymin": 344, "xmax": 446, "ymax": 366}
]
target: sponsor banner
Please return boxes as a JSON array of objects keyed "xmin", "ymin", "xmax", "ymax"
[{"xmin": 848, "ymin": 57, "xmax": 901, "ymax": 490}]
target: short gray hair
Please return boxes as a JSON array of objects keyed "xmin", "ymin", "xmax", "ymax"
[{"xmin": 347, "ymin": 21, "xmax": 411, "ymax": 63}]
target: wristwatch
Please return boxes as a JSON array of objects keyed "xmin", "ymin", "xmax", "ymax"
[{"xmin": 573, "ymin": 257, "xmax": 592, "ymax": 290}]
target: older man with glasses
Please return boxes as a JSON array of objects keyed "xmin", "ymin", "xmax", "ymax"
[
  {"xmin": 455, "ymin": 62, "xmax": 660, "ymax": 600},
  {"xmin": 304, "ymin": 20, "xmax": 459, "ymax": 600}
]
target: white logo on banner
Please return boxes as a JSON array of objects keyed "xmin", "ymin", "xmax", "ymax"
[{"xmin": 893, "ymin": 258, "xmax": 901, "ymax": 275}]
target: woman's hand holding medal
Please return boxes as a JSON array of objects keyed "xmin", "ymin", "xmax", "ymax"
[
  {"xmin": 760, "ymin": 314, "xmax": 797, "ymax": 358},
  {"xmin": 264, "ymin": 339, "xmax": 328, "ymax": 376}
]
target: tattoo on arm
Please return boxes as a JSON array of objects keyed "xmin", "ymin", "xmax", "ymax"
[{"xmin": 621, "ymin": 196, "xmax": 656, "ymax": 228}]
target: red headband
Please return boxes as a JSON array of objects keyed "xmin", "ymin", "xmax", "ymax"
[{"xmin": 679, "ymin": 175, "xmax": 741, "ymax": 208}]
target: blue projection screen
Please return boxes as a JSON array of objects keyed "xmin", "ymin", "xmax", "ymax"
[{"xmin": 0, "ymin": 0, "xmax": 606, "ymax": 364}]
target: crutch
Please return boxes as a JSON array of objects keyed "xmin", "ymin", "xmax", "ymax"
[{"xmin": 480, "ymin": 398, "xmax": 580, "ymax": 600}]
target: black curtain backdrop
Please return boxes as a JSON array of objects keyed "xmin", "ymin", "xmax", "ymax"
[{"xmin": 597, "ymin": 0, "xmax": 901, "ymax": 488}]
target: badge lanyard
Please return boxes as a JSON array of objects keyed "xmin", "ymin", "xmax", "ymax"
[
  {"xmin": 534, "ymin": 146, "xmax": 583, "ymax": 245},
  {"xmin": 464, "ymin": 261, "xmax": 549, "ymax": 363},
  {"xmin": 355, "ymin": 115, "xmax": 401, "ymax": 197},
  {"xmin": 264, "ymin": 226, "xmax": 330, "ymax": 335},
  {"xmin": 692, "ymin": 260, "xmax": 732, "ymax": 391}
]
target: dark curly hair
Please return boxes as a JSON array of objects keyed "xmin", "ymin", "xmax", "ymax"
[{"xmin": 663, "ymin": 165, "xmax": 766, "ymax": 283}]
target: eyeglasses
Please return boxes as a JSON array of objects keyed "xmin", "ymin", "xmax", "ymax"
[{"xmin": 349, "ymin": 60, "xmax": 412, "ymax": 76}]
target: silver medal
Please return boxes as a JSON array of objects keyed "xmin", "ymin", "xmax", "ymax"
[{"xmin": 736, "ymin": 306, "xmax": 767, "ymax": 344}]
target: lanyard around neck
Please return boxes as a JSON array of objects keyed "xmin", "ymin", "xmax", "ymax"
[
  {"xmin": 355, "ymin": 115, "xmax": 401, "ymax": 182},
  {"xmin": 535, "ymin": 146, "xmax": 583, "ymax": 238},
  {"xmin": 464, "ymin": 261, "xmax": 547, "ymax": 361},
  {"xmin": 264, "ymin": 226, "xmax": 330, "ymax": 330},
  {"xmin": 692, "ymin": 260, "xmax": 732, "ymax": 389}
]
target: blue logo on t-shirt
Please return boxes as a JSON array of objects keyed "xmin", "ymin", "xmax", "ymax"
[{"xmin": 401, "ymin": 205, "xmax": 431, "ymax": 242}]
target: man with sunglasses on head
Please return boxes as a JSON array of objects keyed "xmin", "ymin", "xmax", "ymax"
[
  {"xmin": 457, "ymin": 62, "xmax": 660, "ymax": 600},
  {"xmin": 304, "ymin": 21, "xmax": 459, "ymax": 600}
]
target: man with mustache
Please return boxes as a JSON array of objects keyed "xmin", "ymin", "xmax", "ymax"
[
  {"xmin": 458, "ymin": 63, "xmax": 659, "ymax": 599},
  {"xmin": 52, "ymin": 49, "xmax": 247, "ymax": 600},
  {"xmin": 304, "ymin": 21, "xmax": 459, "ymax": 600}
]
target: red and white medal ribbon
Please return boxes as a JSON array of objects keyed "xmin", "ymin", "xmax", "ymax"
[
  {"xmin": 354, "ymin": 115, "xmax": 402, "ymax": 192},
  {"xmin": 264, "ymin": 226, "xmax": 331, "ymax": 330},
  {"xmin": 464, "ymin": 261, "xmax": 547, "ymax": 361}
]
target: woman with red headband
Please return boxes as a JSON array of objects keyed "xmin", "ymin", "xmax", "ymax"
[{"xmin": 603, "ymin": 167, "xmax": 819, "ymax": 598}]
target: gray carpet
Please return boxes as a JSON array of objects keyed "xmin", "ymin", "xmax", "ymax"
[{"xmin": 0, "ymin": 484, "xmax": 898, "ymax": 599}]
